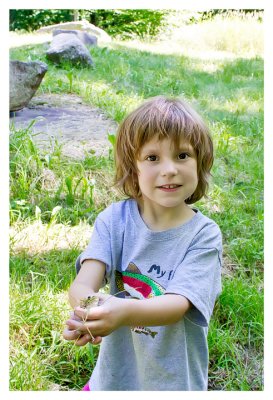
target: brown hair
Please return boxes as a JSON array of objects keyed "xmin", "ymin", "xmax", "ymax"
[{"xmin": 114, "ymin": 96, "xmax": 213, "ymax": 204}]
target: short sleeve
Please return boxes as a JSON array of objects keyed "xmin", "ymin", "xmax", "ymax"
[
  {"xmin": 165, "ymin": 224, "xmax": 222, "ymax": 327},
  {"xmin": 75, "ymin": 216, "xmax": 112, "ymax": 284}
]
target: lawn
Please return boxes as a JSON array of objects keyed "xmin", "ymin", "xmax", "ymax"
[{"xmin": 9, "ymin": 12, "xmax": 263, "ymax": 391}]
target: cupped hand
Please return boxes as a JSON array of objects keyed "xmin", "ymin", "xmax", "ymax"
[
  {"xmin": 70, "ymin": 293, "xmax": 128, "ymax": 338},
  {"xmin": 63, "ymin": 311, "xmax": 102, "ymax": 346}
]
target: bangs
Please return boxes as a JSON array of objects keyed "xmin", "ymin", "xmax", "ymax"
[{"xmin": 132, "ymin": 99, "xmax": 205, "ymax": 157}]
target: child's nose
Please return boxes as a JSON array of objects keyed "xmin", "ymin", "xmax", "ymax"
[{"xmin": 160, "ymin": 160, "xmax": 178, "ymax": 176}]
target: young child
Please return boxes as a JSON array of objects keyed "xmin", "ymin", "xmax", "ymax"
[{"xmin": 63, "ymin": 96, "xmax": 222, "ymax": 391}]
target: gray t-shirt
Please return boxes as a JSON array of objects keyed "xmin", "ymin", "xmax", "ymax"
[{"xmin": 76, "ymin": 199, "xmax": 222, "ymax": 391}]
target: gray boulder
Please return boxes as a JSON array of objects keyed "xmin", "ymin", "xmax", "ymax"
[
  {"xmin": 37, "ymin": 20, "xmax": 111, "ymax": 43},
  {"xmin": 52, "ymin": 29, "xmax": 97, "ymax": 46},
  {"xmin": 46, "ymin": 33, "xmax": 93, "ymax": 66},
  {"xmin": 9, "ymin": 60, "xmax": 48, "ymax": 112}
]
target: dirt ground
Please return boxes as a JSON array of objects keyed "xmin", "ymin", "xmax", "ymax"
[{"xmin": 10, "ymin": 93, "xmax": 118, "ymax": 159}]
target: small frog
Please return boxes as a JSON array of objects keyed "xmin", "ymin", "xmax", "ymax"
[{"xmin": 80, "ymin": 295, "xmax": 99, "ymax": 310}]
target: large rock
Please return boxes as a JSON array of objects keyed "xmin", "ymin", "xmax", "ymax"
[
  {"xmin": 9, "ymin": 60, "xmax": 48, "ymax": 112},
  {"xmin": 38, "ymin": 20, "xmax": 111, "ymax": 42},
  {"xmin": 52, "ymin": 29, "xmax": 98, "ymax": 46},
  {"xmin": 46, "ymin": 33, "xmax": 93, "ymax": 66}
]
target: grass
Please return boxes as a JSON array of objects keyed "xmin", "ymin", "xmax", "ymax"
[
  {"xmin": 9, "ymin": 13, "xmax": 263, "ymax": 391},
  {"xmin": 9, "ymin": 123, "xmax": 119, "ymax": 226},
  {"xmin": 9, "ymin": 257, "xmax": 98, "ymax": 390}
]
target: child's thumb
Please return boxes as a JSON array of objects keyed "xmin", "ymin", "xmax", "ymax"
[{"xmin": 97, "ymin": 293, "xmax": 111, "ymax": 304}]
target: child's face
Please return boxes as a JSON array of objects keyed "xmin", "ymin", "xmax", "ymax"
[{"xmin": 136, "ymin": 136, "xmax": 198, "ymax": 209}]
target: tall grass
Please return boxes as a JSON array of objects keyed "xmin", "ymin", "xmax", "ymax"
[
  {"xmin": 9, "ymin": 14, "xmax": 263, "ymax": 391},
  {"xmin": 9, "ymin": 123, "xmax": 119, "ymax": 226},
  {"xmin": 160, "ymin": 12, "xmax": 263, "ymax": 58},
  {"xmin": 10, "ymin": 257, "xmax": 99, "ymax": 390}
]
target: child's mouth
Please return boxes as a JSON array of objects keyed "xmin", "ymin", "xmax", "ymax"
[{"xmin": 157, "ymin": 184, "xmax": 182, "ymax": 192}]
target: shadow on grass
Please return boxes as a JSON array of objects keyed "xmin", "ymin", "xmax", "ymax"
[
  {"xmin": 10, "ymin": 248, "xmax": 79, "ymax": 292},
  {"xmin": 10, "ymin": 41, "xmax": 264, "ymax": 134}
]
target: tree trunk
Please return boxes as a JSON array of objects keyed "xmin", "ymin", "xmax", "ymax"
[{"xmin": 73, "ymin": 10, "xmax": 79, "ymax": 21}]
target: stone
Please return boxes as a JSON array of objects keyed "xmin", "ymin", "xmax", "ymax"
[
  {"xmin": 41, "ymin": 168, "xmax": 59, "ymax": 190},
  {"xmin": 52, "ymin": 29, "xmax": 97, "ymax": 46},
  {"xmin": 9, "ymin": 60, "xmax": 48, "ymax": 112},
  {"xmin": 37, "ymin": 19, "xmax": 111, "ymax": 42},
  {"xmin": 46, "ymin": 33, "xmax": 93, "ymax": 66}
]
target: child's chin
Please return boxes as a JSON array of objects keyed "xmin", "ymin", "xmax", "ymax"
[{"xmin": 157, "ymin": 200, "xmax": 184, "ymax": 208}]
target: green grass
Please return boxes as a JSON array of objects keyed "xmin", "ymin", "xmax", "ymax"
[
  {"xmin": 9, "ymin": 123, "xmax": 119, "ymax": 226},
  {"xmin": 9, "ymin": 14, "xmax": 263, "ymax": 391},
  {"xmin": 9, "ymin": 252, "xmax": 99, "ymax": 390}
]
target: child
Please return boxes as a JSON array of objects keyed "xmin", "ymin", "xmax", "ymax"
[{"xmin": 63, "ymin": 96, "xmax": 222, "ymax": 391}]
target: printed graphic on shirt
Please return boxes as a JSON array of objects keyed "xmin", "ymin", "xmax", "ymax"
[
  {"xmin": 115, "ymin": 262, "xmax": 165, "ymax": 338},
  {"xmin": 115, "ymin": 262, "xmax": 165, "ymax": 300},
  {"xmin": 147, "ymin": 264, "xmax": 174, "ymax": 281}
]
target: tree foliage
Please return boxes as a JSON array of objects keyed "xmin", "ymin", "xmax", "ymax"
[
  {"xmin": 85, "ymin": 9, "xmax": 167, "ymax": 38},
  {"xmin": 9, "ymin": 9, "xmax": 73, "ymax": 32},
  {"xmin": 9, "ymin": 9, "xmax": 262, "ymax": 38},
  {"xmin": 9, "ymin": 9, "xmax": 167, "ymax": 38}
]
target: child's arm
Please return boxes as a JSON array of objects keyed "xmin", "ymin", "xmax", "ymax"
[
  {"xmin": 68, "ymin": 293, "xmax": 191, "ymax": 339},
  {"xmin": 121, "ymin": 294, "xmax": 191, "ymax": 326},
  {"xmin": 68, "ymin": 259, "xmax": 106, "ymax": 308}
]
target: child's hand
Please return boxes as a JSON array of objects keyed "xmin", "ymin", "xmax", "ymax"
[
  {"xmin": 69, "ymin": 293, "xmax": 128, "ymax": 338},
  {"xmin": 63, "ymin": 311, "xmax": 102, "ymax": 346}
]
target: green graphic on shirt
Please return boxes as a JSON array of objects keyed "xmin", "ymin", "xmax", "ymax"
[{"xmin": 115, "ymin": 262, "xmax": 165, "ymax": 299}]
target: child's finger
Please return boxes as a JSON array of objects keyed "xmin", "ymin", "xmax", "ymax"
[
  {"xmin": 65, "ymin": 319, "xmax": 84, "ymax": 330},
  {"xmin": 69, "ymin": 311, "xmax": 82, "ymax": 321},
  {"xmin": 92, "ymin": 336, "xmax": 102, "ymax": 345},
  {"xmin": 74, "ymin": 334, "xmax": 102, "ymax": 346},
  {"xmin": 66, "ymin": 319, "xmax": 101, "ymax": 338},
  {"xmin": 62, "ymin": 327, "xmax": 82, "ymax": 341},
  {"xmin": 74, "ymin": 333, "xmax": 92, "ymax": 346},
  {"xmin": 73, "ymin": 307, "xmax": 88, "ymax": 320},
  {"xmin": 96, "ymin": 293, "xmax": 111, "ymax": 303},
  {"xmin": 74, "ymin": 306, "xmax": 100, "ymax": 320}
]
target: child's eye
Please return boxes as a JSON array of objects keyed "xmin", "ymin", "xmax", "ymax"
[
  {"xmin": 146, "ymin": 155, "xmax": 158, "ymax": 161},
  {"xmin": 178, "ymin": 152, "xmax": 189, "ymax": 160}
]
